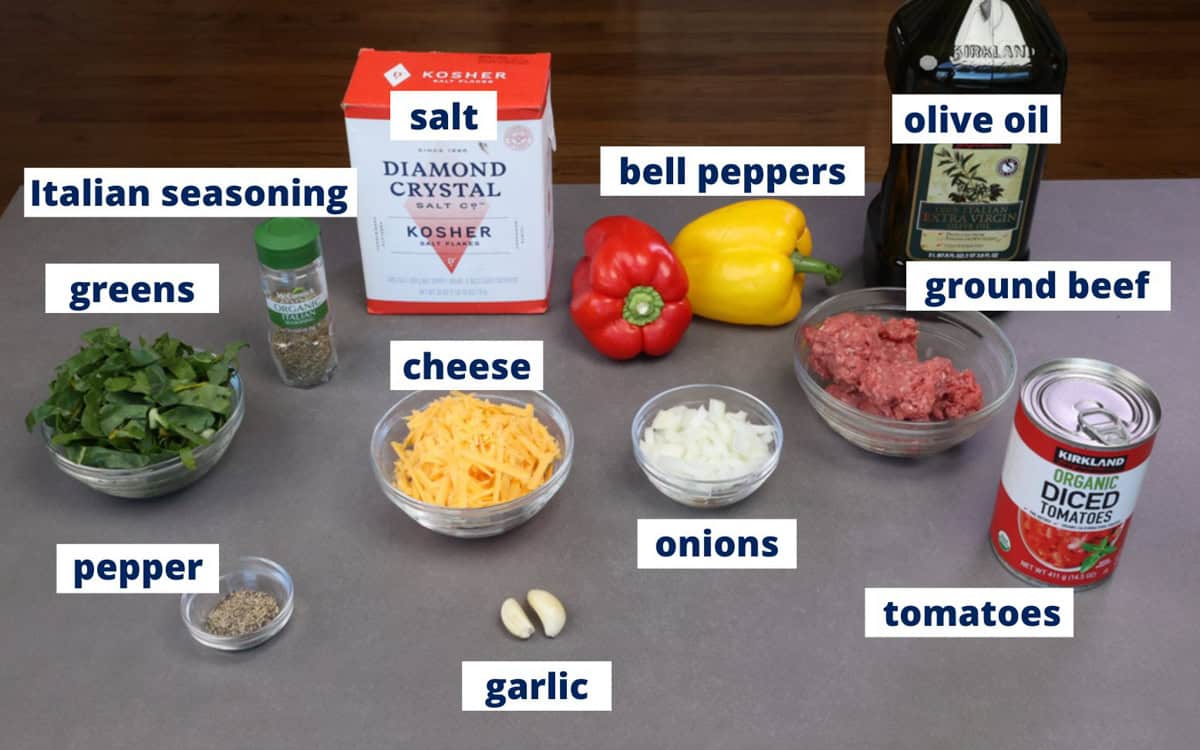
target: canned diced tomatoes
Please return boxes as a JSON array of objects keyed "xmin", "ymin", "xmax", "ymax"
[{"xmin": 990, "ymin": 358, "xmax": 1160, "ymax": 589}]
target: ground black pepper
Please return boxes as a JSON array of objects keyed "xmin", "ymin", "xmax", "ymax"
[{"xmin": 203, "ymin": 590, "xmax": 281, "ymax": 637}]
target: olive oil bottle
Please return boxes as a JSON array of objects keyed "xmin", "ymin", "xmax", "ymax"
[{"xmin": 865, "ymin": 0, "xmax": 1067, "ymax": 286}]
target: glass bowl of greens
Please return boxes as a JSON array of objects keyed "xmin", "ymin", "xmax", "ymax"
[{"xmin": 28, "ymin": 327, "xmax": 246, "ymax": 499}]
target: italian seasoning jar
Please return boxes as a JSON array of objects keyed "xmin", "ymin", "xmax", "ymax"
[{"xmin": 254, "ymin": 218, "xmax": 338, "ymax": 387}]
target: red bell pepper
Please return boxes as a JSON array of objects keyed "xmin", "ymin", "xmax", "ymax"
[{"xmin": 570, "ymin": 216, "xmax": 692, "ymax": 360}]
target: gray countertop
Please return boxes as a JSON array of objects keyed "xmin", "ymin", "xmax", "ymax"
[{"xmin": 2, "ymin": 182, "xmax": 1197, "ymax": 749}]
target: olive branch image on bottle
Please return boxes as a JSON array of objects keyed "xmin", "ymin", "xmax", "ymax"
[{"xmin": 934, "ymin": 147, "xmax": 1005, "ymax": 203}]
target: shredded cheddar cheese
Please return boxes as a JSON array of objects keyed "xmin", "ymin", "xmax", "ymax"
[{"xmin": 391, "ymin": 392, "xmax": 561, "ymax": 508}]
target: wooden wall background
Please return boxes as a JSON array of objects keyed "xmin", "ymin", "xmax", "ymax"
[{"xmin": 3, "ymin": 0, "xmax": 1198, "ymax": 196}]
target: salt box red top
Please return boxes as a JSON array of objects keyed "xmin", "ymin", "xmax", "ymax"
[{"xmin": 342, "ymin": 50, "xmax": 551, "ymax": 121}]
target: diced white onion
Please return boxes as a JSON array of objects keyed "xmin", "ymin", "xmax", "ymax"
[{"xmin": 640, "ymin": 400, "xmax": 774, "ymax": 481}]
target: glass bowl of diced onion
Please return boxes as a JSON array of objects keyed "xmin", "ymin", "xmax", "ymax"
[
  {"xmin": 370, "ymin": 390, "xmax": 574, "ymax": 538},
  {"xmin": 631, "ymin": 384, "xmax": 783, "ymax": 508}
]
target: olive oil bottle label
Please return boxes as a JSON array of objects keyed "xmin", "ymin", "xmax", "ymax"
[
  {"xmin": 266, "ymin": 291, "xmax": 329, "ymax": 328},
  {"xmin": 906, "ymin": 143, "xmax": 1039, "ymax": 260}
]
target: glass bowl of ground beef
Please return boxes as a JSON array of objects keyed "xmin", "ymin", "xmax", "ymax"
[{"xmin": 793, "ymin": 287, "xmax": 1017, "ymax": 457}]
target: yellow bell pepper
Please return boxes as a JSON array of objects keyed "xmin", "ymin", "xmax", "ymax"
[{"xmin": 671, "ymin": 199, "xmax": 842, "ymax": 326}]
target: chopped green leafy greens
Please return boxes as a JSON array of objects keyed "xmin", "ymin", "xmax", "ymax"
[{"xmin": 25, "ymin": 327, "xmax": 246, "ymax": 470}]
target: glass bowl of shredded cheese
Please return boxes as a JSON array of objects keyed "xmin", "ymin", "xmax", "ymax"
[
  {"xmin": 632, "ymin": 384, "xmax": 783, "ymax": 508},
  {"xmin": 370, "ymin": 391, "xmax": 574, "ymax": 538}
]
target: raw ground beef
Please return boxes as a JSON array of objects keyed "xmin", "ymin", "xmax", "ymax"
[{"xmin": 804, "ymin": 312, "xmax": 984, "ymax": 421}]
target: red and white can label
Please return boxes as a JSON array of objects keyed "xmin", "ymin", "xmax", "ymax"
[{"xmin": 990, "ymin": 403, "xmax": 1154, "ymax": 587}]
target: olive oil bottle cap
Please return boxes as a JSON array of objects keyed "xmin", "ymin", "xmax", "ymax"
[{"xmin": 255, "ymin": 217, "xmax": 322, "ymax": 270}]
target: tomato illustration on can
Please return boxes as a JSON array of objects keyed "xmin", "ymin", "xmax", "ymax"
[{"xmin": 990, "ymin": 358, "xmax": 1161, "ymax": 589}]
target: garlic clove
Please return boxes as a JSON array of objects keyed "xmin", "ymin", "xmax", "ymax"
[
  {"xmin": 526, "ymin": 589, "xmax": 566, "ymax": 638},
  {"xmin": 500, "ymin": 597, "xmax": 535, "ymax": 639}
]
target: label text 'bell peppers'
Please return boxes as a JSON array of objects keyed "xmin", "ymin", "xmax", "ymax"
[{"xmin": 599, "ymin": 147, "xmax": 865, "ymax": 197}]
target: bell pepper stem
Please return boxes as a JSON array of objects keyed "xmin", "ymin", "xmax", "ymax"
[
  {"xmin": 623, "ymin": 285, "xmax": 665, "ymax": 326},
  {"xmin": 791, "ymin": 252, "xmax": 843, "ymax": 286}
]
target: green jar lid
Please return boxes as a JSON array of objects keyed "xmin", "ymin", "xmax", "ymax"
[{"xmin": 255, "ymin": 217, "xmax": 322, "ymax": 269}]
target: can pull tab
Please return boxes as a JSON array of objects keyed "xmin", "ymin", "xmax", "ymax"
[{"xmin": 1074, "ymin": 400, "xmax": 1129, "ymax": 445}]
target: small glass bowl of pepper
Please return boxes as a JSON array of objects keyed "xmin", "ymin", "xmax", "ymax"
[{"xmin": 181, "ymin": 556, "xmax": 294, "ymax": 651}]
